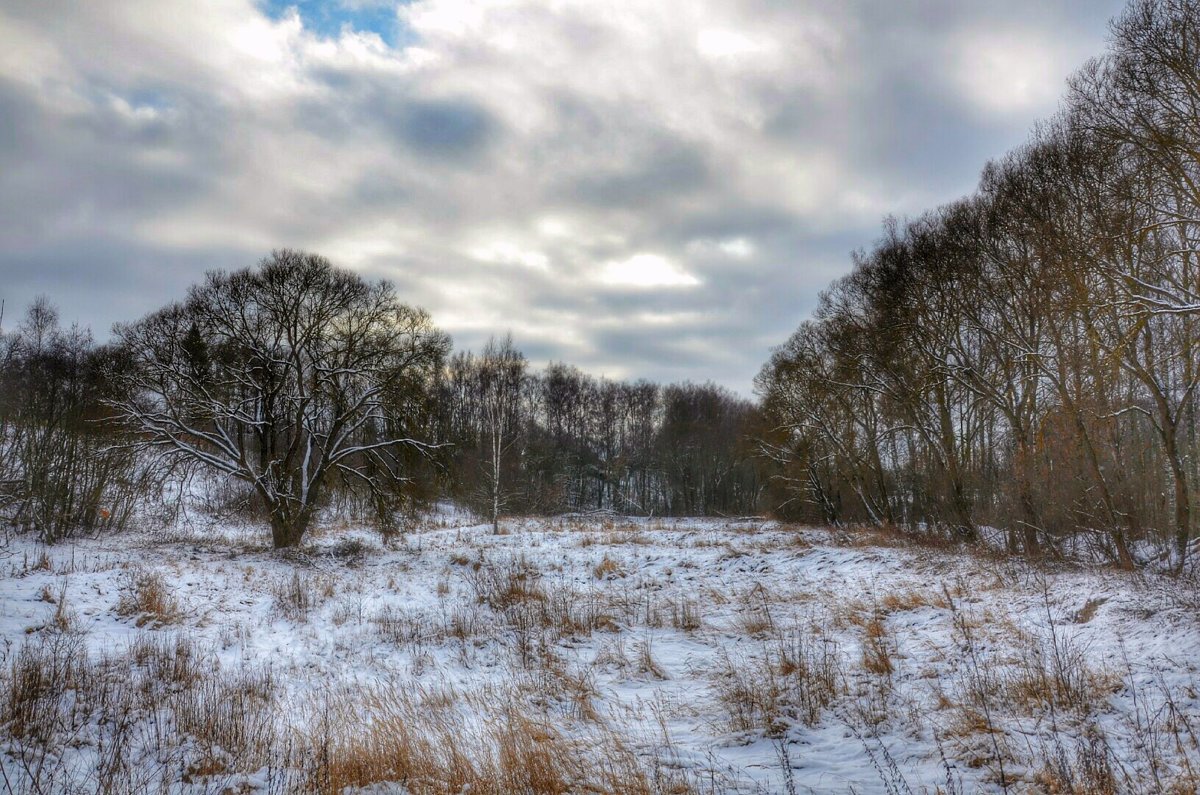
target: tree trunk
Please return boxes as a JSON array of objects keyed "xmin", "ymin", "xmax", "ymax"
[
  {"xmin": 491, "ymin": 421, "xmax": 503, "ymax": 535},
  {"xmin": 1014, "ymin": 437, "xmax": 1041, "ymax": 557},
  {"xmin": 1164, "ymin": 431, "xmax": 1192, "ymax": 574},
  {"xmin": 1111, "ymin": 528, "xmax": 1136, "ymax": 572},
  {"xmin": 937, "ymin": 383, "xmax": 975, "ymax": 541},
  {"xmin": 492, "ymin": 471, "xmax": 500, "ymax": 535},
  {"xmin": 270, "ymin": 508, "xmax": 309, "ymax": 549},
  {"xmin": 1057, "ymin": 387, "xmax": 1133, "ymax": 570}
]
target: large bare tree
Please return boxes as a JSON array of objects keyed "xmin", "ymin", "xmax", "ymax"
[{"xmin": 113, "ymin": 250, "xmax": 450, "ymax": 548}]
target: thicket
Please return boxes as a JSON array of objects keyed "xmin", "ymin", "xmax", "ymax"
[{"xmin": 0, "ymin": 299, "xmax": 147, "ymax": 543}]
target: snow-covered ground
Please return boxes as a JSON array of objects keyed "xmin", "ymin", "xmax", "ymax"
[{"xmin": 2, "ymin": 514, "xmax": 1198, "ymax": 793}]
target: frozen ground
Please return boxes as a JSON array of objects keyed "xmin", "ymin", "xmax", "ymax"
[{"xmin": 1, "ymin": 513, "xmax": 1198, "ymax": 793}]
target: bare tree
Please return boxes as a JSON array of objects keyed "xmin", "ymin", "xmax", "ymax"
[
  {"xmin": 112, "ymin": 250, "xmax": 449, "ymax": 548},
  {"xmin": 478, "ymin": 334, "xmax": 526, "ymax": 533},
  {"xmin": 0, "ymin": 299, "xmax": 144, "ymax": 542},
  {"xmin": 1071, "ymin": 0, "xmax": 1200, "ymax": 569}
]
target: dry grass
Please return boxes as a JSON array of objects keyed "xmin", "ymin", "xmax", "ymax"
[
  {"xmin": 128, "ymin": 632, "xmax": 204, "ymax": 688},
  {"xmin": 582, "ymin": 529, "xmax": 655, "ymax": 547},
  {"xmin": 1031, "ymin": 721, "xmax": 1124, "ymax": 795},
  {"xmin": 303, "ymin": 684, "xmax": 705, "ymax": 795},
  {"xmin": 1072, "ymin": 596, "xmax": 1108, "ymax": 624},
  {"xmin": 271, "ymin": 570, "xmax": 329, "ymax": 621},
  {"xmin": 9, "ymin": 517, "xmax": 1200, "ymax": 794},
  {"xmin": 938, "ymin": 592, "xmax": 1128, "ymax": 789},
  {"xmin": 49, "ymin": 584, "xmax": 75, "ymax": 633},
  {"xmin": 860, "ymin": 614, "xmax": 896, "ymax": 677},
  {"xmin": 879, "ymin": 589, "xmax": 949, "ymax": 613},
  {"xmin": 0, "ymin": 614, "xmax": 710, "ymax": 795},
  {"xmin": 669, "ymin": 594, "xmax": 702, "ymax": 631},
  {"xmin": 0, "ymin": 631, "xmax": 293, "ymax": 793},
  {"xmin": 737, "ymin": 611, "xmax": 773, "ymax": 636},
  {"xmin": 173, "ymin": 664, "xmax": 280, "ymax": 781},
  {"xmin": 466, "ymin": 556, "xmax": 622, "ymax": 641},
  {"xmin": 19, "ymin": 549, "xmax": 52, "ymax": 575},
  {"xmin": 629, "ymin": 590, "xmax": 703, "ymax": 631},
  {"xmin": 593, "ymin": 554, "xmax": 625, "ymax": 580},
  {"xmin": 842, "ymin": 523, "xmax": 988, "ymax": 553},
  {"xmin": 469, "ymin": 556, "xmax": 547, "ymax": 610},
  {"xmin": 1028, "ymin": 693, "xmax": 1200, "ymax": 795},
  {"xmin": 712, "ymin": 626, "xmax": 844, "ymax": 736},
  {"xmin": 635, "ymin": 637, "xmax": 668, "ymax": 680},
  {"xmin": 116, "ymin": 568, "xmax": 181, "ymax": 627},
  {"xmin": 4, "ymin": 631, "xmax": 89, "ymax": 744},
  {"xmin": 1002, "ymin": 625, "xmax": 1116, "ymax": 715},
  {"xmin": 735, "ymin": 583, "xmax": 776, "ymax": 636},
  {"xmin": 372, "ymin": 604, "xmax": 429, "ymax": 646}
]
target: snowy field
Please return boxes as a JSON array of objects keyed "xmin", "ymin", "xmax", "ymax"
[{"xmin": 2, "ymin": 514, "xmax": 1199, "ymax": 794}]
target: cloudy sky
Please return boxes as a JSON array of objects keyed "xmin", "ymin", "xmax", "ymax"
[{"xmin": 0, "ymin": 0, "xmax": 1125, "ymax": 393}]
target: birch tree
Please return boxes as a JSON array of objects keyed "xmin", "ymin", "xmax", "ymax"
[{"xmin": 478, "ymin": 335, "xmax": 526, "ymax": 533}]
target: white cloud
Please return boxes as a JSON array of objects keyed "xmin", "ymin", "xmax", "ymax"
[
  {"xmin": 686, "ymin": 236, "xmax": 756, "ymax": 260},
  {"xmin": 599, "ymin": 253, "xmax": 700, "ymax": 288},
  {"xmin": 719, "ymin": 237, "xmax": 754, "ymax": 258},
  {"xmin": 952, "ymin": 29, "xmax": 1080, "ymax": 116},
  {"xmin": 469, "ymin": 240, "xmax": 551, "ymax": 271},
  {"xmin": 696, "ymin": 28, "xmax": 765, "ymax": 60}
]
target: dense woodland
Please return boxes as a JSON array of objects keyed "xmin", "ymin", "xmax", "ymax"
[
  {"xmin": 4, "ymin": 0, "xmax": 1200, "ymax": 571},
  {"xmin": 758, "ymin": 0, "xmax": 1200, "ymax": 570}
]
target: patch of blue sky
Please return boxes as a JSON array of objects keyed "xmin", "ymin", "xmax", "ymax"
[{"xmin": 259, "ymin": 0, "xmax": 415, "ymax": 48}]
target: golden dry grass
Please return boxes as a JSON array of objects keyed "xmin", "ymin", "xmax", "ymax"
[
  {"xmin": 304, "ymin": 684, "xmax": 698, "ymax": 795},
  {"xmin": 116, "ymin": 569, "xmax": 181, "ymax": 627},
  {"xmin": 593, "ymin": 554, "xmax": 625, "ymax": 580}
]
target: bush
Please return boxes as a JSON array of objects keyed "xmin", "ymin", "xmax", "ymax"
[{"xmin": 0, "ymin": 299, "xmax": 147, "ymax": 543}]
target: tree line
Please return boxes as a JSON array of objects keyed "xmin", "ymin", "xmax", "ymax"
[
  {"xmin": 0, "ymin": 253, "xmax": 763, "ymax": 548},
  {"xmin": 436, "ymin": 337, "xmax": 761, "ymax": 529},
  {"xmin": 757, "ymin": 0, "xmax": 1200, "ymax": 570}
]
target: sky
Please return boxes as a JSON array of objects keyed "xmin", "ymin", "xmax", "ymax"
[{"xmin": 0, "ymin": 0, "xmax": 1126, "ymax": 394}]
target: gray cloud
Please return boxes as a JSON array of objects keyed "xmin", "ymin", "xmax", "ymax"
[
  {"xmin": 0, "ymin": 236, "xmax": 254, "ymax": 334},
  {"xmin": 396, "ymin": 98, "xmax": 497, "ymax": 156},
  {"xmin": 567, "ymin": 134, "xmax": 712, "ymax": 208},
  {"xmin": 0, "ymin": 0, "xmax": 1127, "ymax": 394}
]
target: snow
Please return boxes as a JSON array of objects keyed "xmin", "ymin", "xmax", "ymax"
[{"xmin": 2, "ymin": 514, "xmax": 1199, "ymax": 793}]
